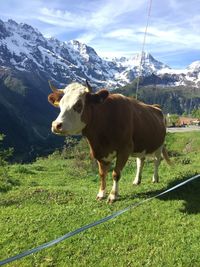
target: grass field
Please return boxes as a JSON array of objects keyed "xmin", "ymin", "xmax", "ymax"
[{"xmin": 0, "ymin": 132, "xmax": 200, "ymax": 267}]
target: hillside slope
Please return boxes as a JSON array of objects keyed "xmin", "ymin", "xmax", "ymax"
[
  {"xmin": 0, "ymin": 67, "xmax": 64, "ymax": 161},
  {"xmin": 0, "ymin": 132, "xmax": 200, "ymax": 266}
]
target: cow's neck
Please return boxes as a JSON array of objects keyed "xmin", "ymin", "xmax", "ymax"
[
  {"xmin": 82, "ymin": 116, "xmax": 108, "ymax": 161},
  {"xmin": 82, "ymin": 123, "xmax": 98, "ymax": 150},
  {"xmin": 82, "ymin": 105, "xmax": 99, "ymax": 145}
]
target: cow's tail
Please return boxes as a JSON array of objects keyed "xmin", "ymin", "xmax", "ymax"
[{"xmin": 162, "ymin": 146, "xmax": 172, "ymax": 165}]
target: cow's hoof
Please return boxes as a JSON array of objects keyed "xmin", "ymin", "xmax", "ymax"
[
  {"xmin": 133, "ymin": 180, "xmax": 141, "ymax": 186},
  {"xmin": 96, "ymin": 191, "xmax": 106, "ymax": 201},
  {"xmin": 96, "ymin": 196, "xmax": 105, "ymax": 201},
  {"xmin": 152, "ymin": 180, "xmax": 159, "ymax": 183},
  {"xmin": 107, "ymin": 194, "xmax": 118, "ymax": 204}
]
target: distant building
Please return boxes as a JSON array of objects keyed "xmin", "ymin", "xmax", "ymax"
[{"xmin": 178, "ymin": 117, "xmax": 200, "ymax": 126}]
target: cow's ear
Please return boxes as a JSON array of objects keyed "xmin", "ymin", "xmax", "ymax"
[
  {"xmin": 86, "ymin": 89, "xmax": 109, "ymax": 104},
  {"xmin": 48, "ymin": 93, "xmax": 63, "ymax": 107}
]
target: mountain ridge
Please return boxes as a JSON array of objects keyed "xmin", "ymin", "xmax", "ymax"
[{"xmin": 1, "ymin": 19, "xmax": 200, "ymax": 88}]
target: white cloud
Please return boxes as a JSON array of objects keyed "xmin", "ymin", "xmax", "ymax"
[
  {"xmin": 77, "ymin": 33, "xmax": 97, "ymax": 44},
  {"xmin": 38, "ymin": 7, "xmax": 87, "ymax": 28},
  {"xmin": 105, "ymin": 29, "xmax": 138, "ymax": 40}
]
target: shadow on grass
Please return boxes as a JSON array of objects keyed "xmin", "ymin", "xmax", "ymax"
[{"xmin": 126, "ymin": 173, "xmax": 200, "ymax": 214}]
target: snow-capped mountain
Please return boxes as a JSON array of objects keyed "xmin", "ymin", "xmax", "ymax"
[
  {"xmin": 0, "ymin": 19, "xmax": 119, "ymax": 88},
  {"xmin": 1, "ymin": 19, "xmax": 200, "ymax": 89},
  {"xmin": 156, "ymin": 61, "xmax": 200, "ymax": 87},
  {"xmin": 112, "ymin": 52, "xmax": 171, "ymax": 85}
]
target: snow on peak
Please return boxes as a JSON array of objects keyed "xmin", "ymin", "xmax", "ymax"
[
  {"xmin": 67, "ymin": 40, "xmax": 100, "ymax": 63},
  {"xmin": 187, "ymin": 61, "xmax": 200, "ymax": 71}
]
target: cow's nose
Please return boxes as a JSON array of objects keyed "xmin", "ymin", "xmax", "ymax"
[{"xmin": 52, "ymin": 121, "xmax": 63, "ymax": 132}]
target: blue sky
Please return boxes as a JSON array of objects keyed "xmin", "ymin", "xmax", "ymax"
[{"xmin": 1, "ymin": 0, "xmax": 200, "ymax": 68}]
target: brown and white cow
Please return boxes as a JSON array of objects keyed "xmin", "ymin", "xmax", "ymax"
[{"xmin": 48, "ymin": 81, "xmax": 170, "ymax": 203}]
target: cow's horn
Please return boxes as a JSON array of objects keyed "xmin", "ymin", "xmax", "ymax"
[
  {"xmin": 48, "ymin": 80, "xmax": 64, "ymax": 94},
  {"xmin": 86, "ymin": 80, "xmax": 93, "ymax": 93},
  {"xmin": 48, "ymin": 80, "xmax": 58, "ymax": 92}
]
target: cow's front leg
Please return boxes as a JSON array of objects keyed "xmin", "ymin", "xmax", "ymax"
[
  {"xmin": 133, "ymin": 157, "xmax": 145, "ymax": 185},
  {"xmin": 96, "ymin": 161, "xmax": 110, "ymax": 201},
  {"xmin": 108, "ymin": 151, "xmax": 129, "ymax": 203}
]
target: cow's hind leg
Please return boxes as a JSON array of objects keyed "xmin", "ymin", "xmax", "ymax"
[
  {"xmin": 96, "ymin": 161, "xmax": 110, "ymax": 200},
  {"xmin": 108, "ymin": 151, "xmax": 129, "ymax": 203},
  {"xmin": 152, "ymin": 146, "xmax": 162, "ymax": 183},
  {"xmin": 133, "ymin": 157, "xmax": 145, "ymax": 185}
]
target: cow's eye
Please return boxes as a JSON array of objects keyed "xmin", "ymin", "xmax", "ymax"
[{"xmin": 73, "ymin": 99, "xmax": 83, "ymax": 113}]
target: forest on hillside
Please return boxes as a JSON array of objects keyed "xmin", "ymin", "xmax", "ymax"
[{"xmin": 114, "ymin": 80, "xmax": 200, "ymax": 115}]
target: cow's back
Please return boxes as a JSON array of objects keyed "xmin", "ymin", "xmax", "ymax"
[{"xmin": 82, "ymin": 93, "xmax": 166, "ymax": 159}]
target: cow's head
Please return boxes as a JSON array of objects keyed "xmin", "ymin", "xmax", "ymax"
[{"xmin": 48, "ymin": 81, "xmax": 109, "ymax": 135}]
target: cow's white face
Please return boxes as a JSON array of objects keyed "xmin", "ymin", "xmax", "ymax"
[{"xmin": 51, "ymin": 83, "xmax": 89, "ymax": 135}]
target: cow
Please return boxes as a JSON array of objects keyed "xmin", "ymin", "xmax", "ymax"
[{"xmin": 48, "ymin": 80, "xmax": 170, "ymax": 203}]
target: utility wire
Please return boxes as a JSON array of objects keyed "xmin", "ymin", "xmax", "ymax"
[{"xmin": 135, "ymin": 0, "xmax": 153, "ymax": 99}]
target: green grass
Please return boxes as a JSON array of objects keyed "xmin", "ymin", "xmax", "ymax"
[{"xmin": 1, "ymin": 132, "xmax": 200, "ymax": 267}]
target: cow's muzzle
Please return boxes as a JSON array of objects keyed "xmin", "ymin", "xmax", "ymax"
[{"xmin": 51, "ymin": 121, "xmax": 64, "ymax": 134}]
